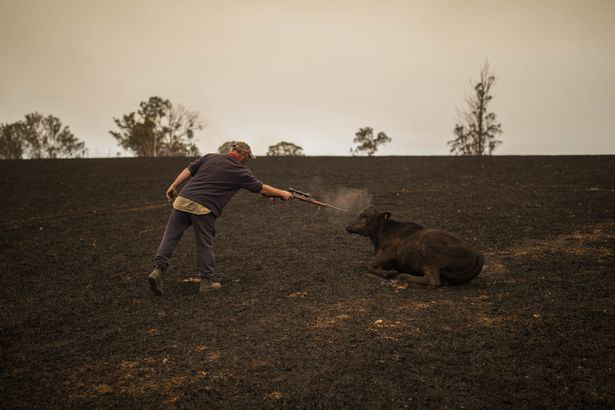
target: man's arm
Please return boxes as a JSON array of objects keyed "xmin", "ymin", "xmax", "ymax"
[
  {"xmin": 166, "ymin": 168, "xmax": 191, "ymax": 200},
  {"xmin": 260, "ymin": 184, "xmax": 293, "ymax": 201}
]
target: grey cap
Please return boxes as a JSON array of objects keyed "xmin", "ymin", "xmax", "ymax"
[{"xmin": 232, "ymin": 141, "xmax": 256, "ymax": 159}]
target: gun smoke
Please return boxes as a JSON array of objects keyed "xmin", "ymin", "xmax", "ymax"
[
  {"xmin": 322, "ymin": 187, "xmax": 372, "ymax": 216},
  {"xmin": 297, "ymin": 176, "xmax": 372, "ymax": 225}
]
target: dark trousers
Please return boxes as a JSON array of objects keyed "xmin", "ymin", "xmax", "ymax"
[{"xmin": 154, "ymin": 209, "xmax": 216, "ymax": 278}]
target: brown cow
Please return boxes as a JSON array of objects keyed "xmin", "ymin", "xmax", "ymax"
[{"xmin": 345, "ymin": 207, "xmax": 484, "ymax": 287}]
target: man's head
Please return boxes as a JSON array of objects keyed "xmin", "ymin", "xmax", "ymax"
[{"xmin": 232, "ymin": 141, "xmax": 256, "ymax": 163}]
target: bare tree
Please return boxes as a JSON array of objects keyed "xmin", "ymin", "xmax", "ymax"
[
  {"xmin": 350, "ymin": 127, "xmax": 391, "ymax": 156},
  {"xmin": 111, "ymin": 96, "xmax": 203, "ymax": 157},
  {"xmin": 162, "ymin": 104, "xmax": 202, "ymax": 156},
  {"xmin": 448, "ymin": 62, "xmax": 503, "ymax": 155},
  {"xmin": 267, "ymin": 141, "xmax": 304, "ymax": 156}
]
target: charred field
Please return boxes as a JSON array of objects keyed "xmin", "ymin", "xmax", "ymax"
[{"xmin": 1, "ymin": 155, "xmax": 614, "ymax": 408}]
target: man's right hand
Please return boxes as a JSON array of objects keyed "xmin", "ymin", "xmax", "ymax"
[
  {"xmin": 279, "ymin": 190, "xmax": 293, "ymax": 201},
  {"xmin": 260, "ymin": 184, "xmax": 293, "ymax": 201},
  {"xmin": 166, "ymin": 186, "xmax": 177, "ymax": 201}
]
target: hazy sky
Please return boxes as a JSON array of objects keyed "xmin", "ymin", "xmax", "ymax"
[{"xmin": 1, "ymin": 0, "xmax": 614, "ymax": 156}]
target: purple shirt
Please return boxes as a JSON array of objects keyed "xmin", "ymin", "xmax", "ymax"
[{"xmin": 179, "ymin": 153, "xmax": 263, "ymax": 217}]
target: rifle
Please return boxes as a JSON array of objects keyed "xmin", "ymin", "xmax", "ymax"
[{"xmin": 288, "ymin": 187, "xmax": 348, "ymax": 213}]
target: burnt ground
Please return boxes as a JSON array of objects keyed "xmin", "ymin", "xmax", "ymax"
[{"xmin": 0, "ymin": 156, "xmax": 614, "ymax": 408}]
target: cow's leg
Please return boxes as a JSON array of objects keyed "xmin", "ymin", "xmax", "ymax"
[
  {"xmin": 367, "ymin": 253, "xmax": 398, "ymax": 278},
  {"xmin": 400, "ymin": 274, "xmax": 427, "ymax": 284},
  {"xmin": 400, "ymin": 266, "xmax": 441, "ymax": 288},
  {"xmin": 424, "ymin": 265, "xmax": 441, "ymax": 288}
]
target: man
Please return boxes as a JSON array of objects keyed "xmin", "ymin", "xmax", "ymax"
[{"xmin": 148, "ymin": 142, "xmax": 292, "ymax": 295}]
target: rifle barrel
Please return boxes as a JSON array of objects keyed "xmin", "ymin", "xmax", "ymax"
[{"xmin": 293, "ymin": 195, "xmax": 347, "ymax": 213}]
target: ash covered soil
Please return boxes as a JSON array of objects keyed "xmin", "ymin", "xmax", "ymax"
[{"xmin": 1, "ymin": 156, "xmax": 614, "ymax": 408}]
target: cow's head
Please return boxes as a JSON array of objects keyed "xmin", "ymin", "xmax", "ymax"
[{"xmin": 345, "ymin": 207, "xmax": 391, "ymax": 236}]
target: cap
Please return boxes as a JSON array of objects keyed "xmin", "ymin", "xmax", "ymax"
[{"xmin": 232, "ymin": 141, "xmax": 256, "ymax": 159}]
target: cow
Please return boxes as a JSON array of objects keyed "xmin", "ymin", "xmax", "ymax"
[{"xmin": 345, "ymin": 207, "xmax": 484, "ymax": 288}]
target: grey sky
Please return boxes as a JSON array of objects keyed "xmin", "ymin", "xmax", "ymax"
[{"xmin": 1, "ymin": 0, "xmax": 614, "ymax": 156}]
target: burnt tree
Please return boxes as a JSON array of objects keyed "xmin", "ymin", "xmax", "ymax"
[{"xmin": 448, "ymin": 62, "xmax": 502, "ymax": 156}]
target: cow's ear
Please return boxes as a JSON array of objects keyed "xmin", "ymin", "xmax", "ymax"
[{"xmin": 383, "ymin": 212, "xmax": 391, "ymax": 219}]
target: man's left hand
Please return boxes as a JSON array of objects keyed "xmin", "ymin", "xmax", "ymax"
[{"xmin": 166, "ymin": 186, "xmax": 177, "ymax": 201}]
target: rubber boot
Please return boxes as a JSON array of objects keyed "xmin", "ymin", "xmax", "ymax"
[
  {"xmin": 148, "ymin": 267, "xmax": 163, "ymax": 296},
  {"xmin": 199, "ymin": 277, "xmax": 221, "ymax": 292}
]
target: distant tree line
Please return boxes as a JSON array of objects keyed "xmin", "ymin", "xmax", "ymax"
[
  {"xmin": 346, "ymin": 61, "xmax": 503, "ymax": 156},
  {"xmin": 2, "ymin": 62, "xmax": 502, "ymax": 159},
  {"xmin": 347, "ymin": 62, "xmax": 502, "ymax": 156},
  {"xmin": 0, "ymin": 113, "xmax": 86, "ymax": 159}
]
